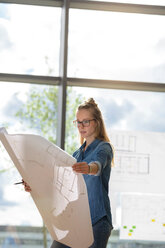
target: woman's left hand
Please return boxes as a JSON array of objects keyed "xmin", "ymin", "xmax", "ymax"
[{"xmin": 72, "ymin": 162, "xmax": 90, "ymax": 174}]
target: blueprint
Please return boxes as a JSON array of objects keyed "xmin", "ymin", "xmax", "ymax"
[{"xmin": 0, "ymin": 127, "xmax": 93, "ymax": 248}]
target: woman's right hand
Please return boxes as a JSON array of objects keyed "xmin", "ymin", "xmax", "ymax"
[{"xmin": 23, "ymin": 180, "xmax": 32, "ymax": 192}]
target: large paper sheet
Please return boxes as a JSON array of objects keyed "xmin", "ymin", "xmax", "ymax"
[{"xmin": 0, "ymin": 128, "xmax": 94, "ymax": 248}]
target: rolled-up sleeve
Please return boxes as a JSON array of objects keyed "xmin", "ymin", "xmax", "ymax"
[{"xmin": 89, "ymin": 143, "xmax": 113, "ymax": 176}]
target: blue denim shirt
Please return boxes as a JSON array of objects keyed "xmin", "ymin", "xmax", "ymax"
[{"xmin": 73, "ymin": 139, "xmax": 113, "ymax": 227}]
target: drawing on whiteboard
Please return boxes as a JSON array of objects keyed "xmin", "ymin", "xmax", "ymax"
[
  {"xmin": 110, "ymin": 131, "xmax": 150, "ymax": 183},
  {"xmin": 113, "ymin": 152, "xmax": 150, "ymax": 175},
  {"xmin": 110, "ymin": 133, "xmax": 136, "ymax": 152}
]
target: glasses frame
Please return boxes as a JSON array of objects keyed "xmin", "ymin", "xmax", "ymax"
[{"xmin": 73, "ymin": 119, "xmax": 96, "ymax": 127}]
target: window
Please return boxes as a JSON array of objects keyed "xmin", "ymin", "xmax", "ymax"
[
  {"xmin": 0, "ymin": 82, "xmax": 58, "ymax": 246},
  {"xmin": 68, "ymin": 9, "xmax": 165, "ymax": 83},
  {"xmin": 0, "ymin": 3, "xmax": 61, "ymax": 76}
]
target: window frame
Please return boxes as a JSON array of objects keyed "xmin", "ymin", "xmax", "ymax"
[{"xmin": 0, "ymin": 0, "xmax": 165, "ymax": 150}]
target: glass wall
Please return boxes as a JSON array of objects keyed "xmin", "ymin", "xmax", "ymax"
[
  {"xmin": 0, "ymin": 3, "xmax": 61, "ymax": 76},
  {"xmin": 70, "ymin": 86, "xmax": 165, "ymax": 133},
  {"xmin": 0, "ymin": 82, "xmax": 60, "ymax": 247},
  {"xmin": 68, "ymin": 9, "xmax": 165, "ymax": 83}
]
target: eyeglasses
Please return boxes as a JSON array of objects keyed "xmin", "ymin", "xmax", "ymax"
[{"xmin": 73, "ymin": 119, "xmax": 95, "ymax": 127}]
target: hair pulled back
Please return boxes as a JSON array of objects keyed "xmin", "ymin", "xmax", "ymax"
[
  {"xmin": 78, "ymin": 98, "xmax": 110, "ymax": 143},
  {"xmin": 77, "ymin": 98, "xmax": 114, "ymax": 166}
]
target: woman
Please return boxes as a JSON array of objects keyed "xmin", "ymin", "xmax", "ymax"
[
  {"xmin": 24, "ymin": 98, "xmax": 114, "ymax": 248},
  {"xmin": 51, "ymin": 98, "xmax": 114, "ymax": 248}
]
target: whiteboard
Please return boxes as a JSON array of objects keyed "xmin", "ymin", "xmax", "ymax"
[
  {"xmin": 120, "ymin": 193, "xmax": 165, "ymax": 241},
  {"xmin": 109, "ymin": 130, "xmax": 165, "ymax": 241}
]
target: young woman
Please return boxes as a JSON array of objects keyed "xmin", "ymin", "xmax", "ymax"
[
  {"xmin": 51, "ymin": 98, "xmax": 114, "ymax": 248},
  {"xmin": 24, "ymin": 98, "xmax": 114, "ymax": 248}
]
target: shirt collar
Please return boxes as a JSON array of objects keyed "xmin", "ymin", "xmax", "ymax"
[{"xmin": 80, "ymin": 139, "xmax": 101, "ymax": 152}]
